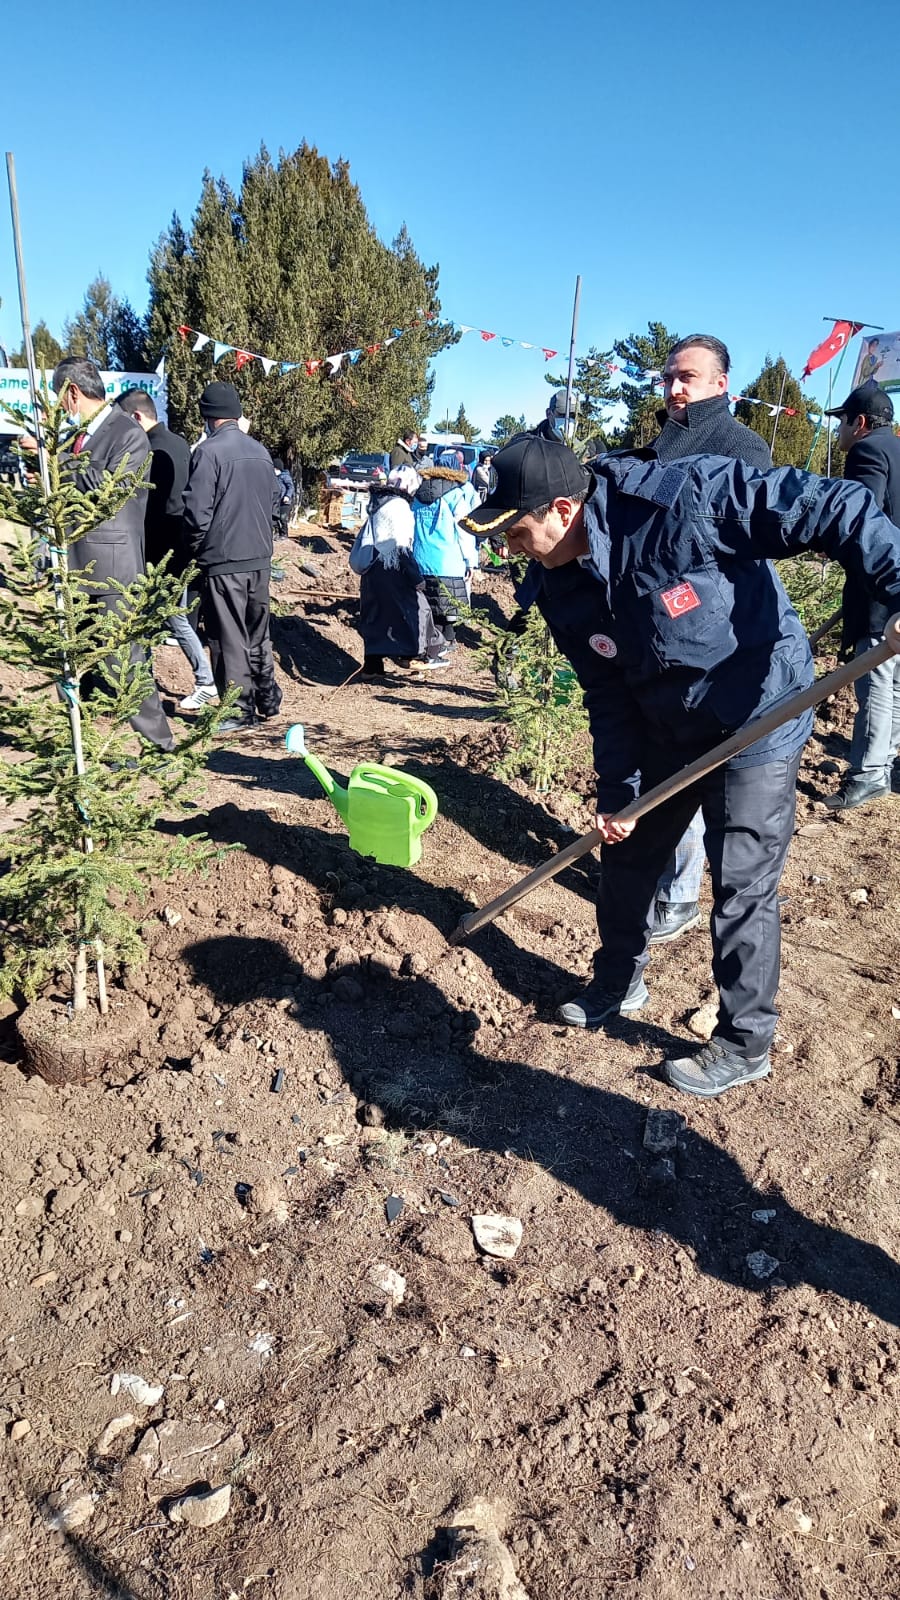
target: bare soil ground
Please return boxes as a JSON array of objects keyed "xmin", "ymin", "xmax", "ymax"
[{"xmin": 1, "ymin": 528, "xmax": 899, "ymax": 1600}]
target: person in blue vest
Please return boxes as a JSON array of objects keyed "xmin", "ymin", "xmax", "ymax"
[{"xmin": 460, "ymin": 434, "xmax": 900, "ymax": 1099}]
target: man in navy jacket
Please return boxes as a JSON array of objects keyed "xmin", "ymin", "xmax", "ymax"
[
  {"xmin": 461, "ymin": 435, "xmax": 900, "ymax": 1098},
  {"xmin": 823, "ymin": 379, "xmax": 900, "ymax": 809},
  {"xmin": 183, "ymin": 383, "xmax": 282, "ymax": 732}
]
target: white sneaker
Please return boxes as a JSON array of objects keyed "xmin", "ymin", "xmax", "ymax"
[
  {"xmin": 179, "ymin": 685, "xmax": 219, "ymax": 710},
  {"xmin": 418, "ymin": 658, "xmax": 450, "ymax": 671}
]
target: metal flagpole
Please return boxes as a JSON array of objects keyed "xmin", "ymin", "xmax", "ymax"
[
  {"xmin": 563, "ymin": 275, "xmax": 582, "ymax": 437},
  {"xmin": 826, "ymin": 365, "xmax": 833, "ymax": 476},
  {"xmin": 6, "ymin": 151, "xmax": 108, "ymax": 1013}
]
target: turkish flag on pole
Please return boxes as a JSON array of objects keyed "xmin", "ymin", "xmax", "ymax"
[{"xmin": 802, "ymin": 321, "xmax": 864, "ymax": 379}]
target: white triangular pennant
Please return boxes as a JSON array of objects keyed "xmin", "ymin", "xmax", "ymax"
[
  {"xmin": 325, "ymin": 353, "xmax": 345, "ymax": 374},
  {"xmin": 260, "ymin": 358, "xmax": 275, "ymax": 376},
  {"xmin": 192, "ymin": 333, "xmax": 210, "ymax": 353}
]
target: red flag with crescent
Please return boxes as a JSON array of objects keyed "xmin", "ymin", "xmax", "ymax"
[{"xmin": 802, "ymin": 321, "xmax": 864, "ymax": 380}]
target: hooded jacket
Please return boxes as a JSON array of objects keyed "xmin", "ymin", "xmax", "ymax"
[
  {"xmin": 412, "ymin": 463, "xmax": 478, "ymax": 577},
  {"xmin": 182, "ymin": 420, "xmax": 281, "ymax": 574},
  {"xmin": 534, "ymin": 453, "xmax": 900, "ymax": 813}
]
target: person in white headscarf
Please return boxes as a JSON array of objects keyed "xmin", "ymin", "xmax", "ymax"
[{"xmin": 350, "ymin": 465, "xmax": 447, "ymax": 677}]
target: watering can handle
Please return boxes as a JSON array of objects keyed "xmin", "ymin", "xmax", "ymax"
[
  {"xmin": 363, "ymin": 764, "xmax": 438, "ymax": 830},
  {"xmin": 398, "ymin": 771, "xmax": 438, "ymax": 830}
]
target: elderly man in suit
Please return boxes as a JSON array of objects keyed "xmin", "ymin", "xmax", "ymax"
[{"xmin": 52, "ymin": 357, "xmax": 173, "ymax": 750}]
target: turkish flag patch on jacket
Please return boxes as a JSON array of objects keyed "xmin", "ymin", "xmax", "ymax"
[{"xmin": 660, "ymin": 581, "xmax": 701, "ymax": 618}]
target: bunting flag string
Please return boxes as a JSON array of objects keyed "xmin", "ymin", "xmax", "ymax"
[
  {"xmin": 175, "ymin": 312, "xmax": 437, "ymax": 381},
  {"xmin": 176, "ymin": 310, "xmax": 565, "ymax": 377},
  {"xmin": 454, "ymin": 324, "xmax": 557, "ymax": 359}
]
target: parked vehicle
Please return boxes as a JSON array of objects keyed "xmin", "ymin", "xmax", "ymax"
[{"xmin": 329, "ymin": 451, "xmax": 390, "ymax": 489}]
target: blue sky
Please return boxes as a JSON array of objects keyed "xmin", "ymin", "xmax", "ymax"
[{"xmin": 2, "ymin": 0, "xmax": 898, "ymax": 437}]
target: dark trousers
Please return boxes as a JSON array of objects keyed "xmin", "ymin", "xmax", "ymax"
[
  {"xmin": 201, "ymin": 568, "xmax": 280, "ymax": 720},
  {"xmin": 72, "ymin": 533, "xmax": 174, "ymax": 751},
  {"xmin": 595, "ymin": 748, "xmax": 803, "ymax": 1057}
]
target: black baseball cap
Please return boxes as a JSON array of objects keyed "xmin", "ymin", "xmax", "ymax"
[
  {"xmin": 825, "ymin": 378, "xmax": 894, "ymax": 424},
  {"xmin": 459, "ymin": 433, "xmax": 589, "ymax": 537}
]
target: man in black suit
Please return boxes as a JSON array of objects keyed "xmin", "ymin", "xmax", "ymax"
[
  {"xmin": 823, "ymin": 379, "xmax": 900, "ymax": 809},
  {"xmin": 114, "ymin": 389, "xmax": 217, "ymax": 711},
  {"xmin": 52, "ymin": 357, "xmax": 174, "ymax": 750}
]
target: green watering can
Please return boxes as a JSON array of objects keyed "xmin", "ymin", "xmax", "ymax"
[{"xmin": 285, "ymin": 724, "xmax": 438, "ymax": 868}]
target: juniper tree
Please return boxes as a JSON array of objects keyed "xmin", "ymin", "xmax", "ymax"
[{"xmin": 0, "ymin": 388, "xmax": 227, "ymax": 1013}]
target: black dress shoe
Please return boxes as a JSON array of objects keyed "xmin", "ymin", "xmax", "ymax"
[
  {"xmin": 216, "ymin": 714, "xmax": 257, "ymax": 734},
  {"xmin": 648, "ymin": 901, "xmax": 701, "ymax": 944},
  {"xmin": 824, "ymin": 773, "xmax": 890, "ymax": 810}
]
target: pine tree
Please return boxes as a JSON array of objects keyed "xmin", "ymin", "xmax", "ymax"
[
  {"xmin": 0, "ymin": 386, "xmax": 226, "ymax": 1012},
  {"xmin": 491, "ymin": 413, "xmax": 527, "ymax": 445},
  {"xmin": 611, "ymin": 320, "xmax": 679, "ymax": 447},
  {"xmin": 145, "ymin": 145, "xmax": 457, "ymax": 472},
  {"xmin": 11, "ymin": 321, "xmax": 64, "ymax": 369},
  {"xmin": 734, "ymin": 355, "xmax": 820, "ymax": 469},
  {"xmin": 436, "ymin": 403, "xmax": 479, "ymax": 441}
]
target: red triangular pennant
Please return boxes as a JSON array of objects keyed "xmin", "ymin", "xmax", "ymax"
[
  {"xmin": 305, "ymin": 359, "xmax": 322, "ymax": 375},
  {"xmin": 480, "ymin": 331, "xmax": 496, "ymax": 342},
  {"xmin": 177, "ymin": 325, "xmax": 190, "ymax": 340},
  {"xmin": 542, "ymin": 348, "xmax": 558, "ymax": 361},
  {"xmin": 235, "ymin": 351, "xmax": 254, "ymax": 370}
]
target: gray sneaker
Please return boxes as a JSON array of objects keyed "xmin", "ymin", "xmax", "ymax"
[
  {"xmin": 663, "ymin": 1037, "xmax": 771, "ymax": 1098},
  {"xmin": 557, "ymin": 974, "xmax": 649, "ymax": 1029}
]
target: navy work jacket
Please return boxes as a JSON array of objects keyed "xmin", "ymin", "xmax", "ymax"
[{"xmin": 535, "ymin": 453, "xmax": 900, "ymax": 814}]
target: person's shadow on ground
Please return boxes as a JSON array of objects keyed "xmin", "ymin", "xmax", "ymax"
[
  {"xmin": 270, "ymin": 607, "xmax": 359, "ymax": 686},
  {"xmin": 183, "ymin": 931, "xmax": 900, "ymax": 1331}
]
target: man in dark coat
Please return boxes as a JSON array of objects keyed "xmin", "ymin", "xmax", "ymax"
[
  {"xmin": 823, "ymin": 379, "xmax": 900, "ymax": 809},
  {"xmin": 114, "ymin": 390, "xmax": 217, "ymax": 711},
  {"xmin": 51, "ymin": 358, "xmax": 174, "ymax": 751},
  {"xmin": 461, "ymin": 434, "xmax": 900, "ymax": 1098},
  {"xmin": 649, "ymin": 334, "xmax": 773, "ymax": 471},
  {"xmin": 635, "ymin": 334, "xmax": 773, "ymax": 943},
  {"xmin": 390, "ymin": 429, "xmax": 419, "ymax": 470},
  {"xmin": 182, "ymin": 383, "xmax": 282, "ymax": 732}
]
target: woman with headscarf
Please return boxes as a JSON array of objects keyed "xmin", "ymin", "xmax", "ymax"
[
  {"xmin": 412, "ymin": 450, "xmax": 479, "ymax": 649},
  {"xmin": 351, "ymin": 465, "xmax": 446, "ymax": 677}
]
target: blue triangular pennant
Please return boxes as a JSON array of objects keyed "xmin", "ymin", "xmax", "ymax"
[
  {"xmin": 213, "ymin": 342, "xmax": 231, "ymax": 363},
  {"xmin": 348, "ymin": 350, "xmax": 362, "ymax": 365}
]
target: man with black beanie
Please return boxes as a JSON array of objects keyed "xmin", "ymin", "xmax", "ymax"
[{"xmin": 183, "ymin": 382, "xmax": 283, "ymax": 732}]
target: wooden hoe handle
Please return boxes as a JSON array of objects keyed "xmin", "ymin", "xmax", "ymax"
[{"xmin": 449, "ymin": 612, "xmax": 900, "ymax": 945}]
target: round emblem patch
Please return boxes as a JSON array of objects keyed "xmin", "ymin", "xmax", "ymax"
[{"xmin": 589, "ymin": 632, "xmax": 617, "ymax": 659}]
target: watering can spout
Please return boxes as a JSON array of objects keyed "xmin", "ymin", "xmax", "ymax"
[{"xmin": 285, "ymin": 724, "xmax": 350, "ymax": 820}]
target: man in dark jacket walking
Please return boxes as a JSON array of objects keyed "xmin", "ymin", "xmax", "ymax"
[
  {"xmin": 183, "ymin": 382, "xmax": 282, "ymax": 732},
  {"xmin": 823, "ymin": 379, "xmax": 900, "ymax": 809},
  {"xmin": 50, "ymin": 358, "xmax": 174, "ymax": 751},
  {"xmin": 114, "ymin": 390, "xmax": 217, "ymax": 711},
  {"xmin": 461, "ymin": 434, "xmax": 900, "ymax": 1098}
]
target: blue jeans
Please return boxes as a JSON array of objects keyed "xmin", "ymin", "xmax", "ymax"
[
  {"xmin": 170, "ymin": 590, "xmax": 214, "ymax": 688},
  {"xmin": 656, "ymin": 809, "xmax": 705, "ymax": 904},
  {"xmin": 848, "ymin": 636, "xmax": 900, "ymax": 779}
]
